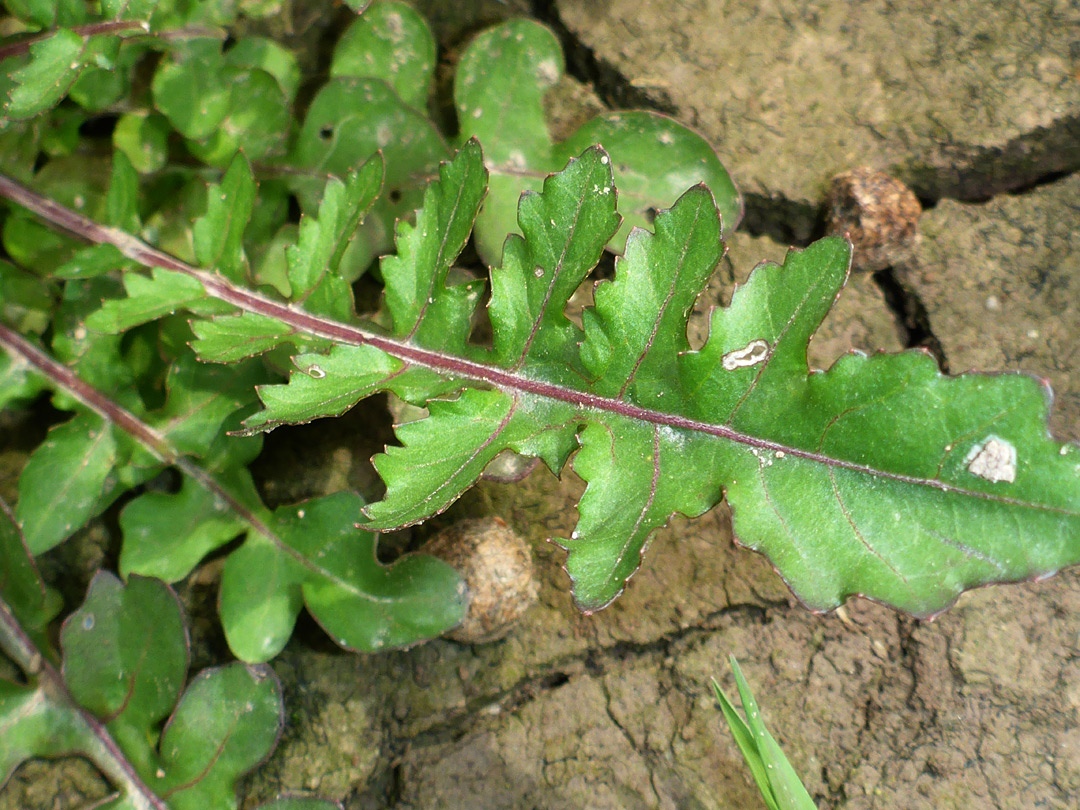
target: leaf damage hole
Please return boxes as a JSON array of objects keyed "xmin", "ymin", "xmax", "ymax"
[
  {"xmin": 965, "ymin": 435, "xmax": 1016, "ymax": 483},
  {"xmin": 721, "ymin": 339, "xmax": 770, "ymax": 370}
]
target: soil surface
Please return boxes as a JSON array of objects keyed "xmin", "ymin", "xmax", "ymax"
[{"xmin": 3, "ymin": 1, "xmax": 1080, "ymax": 809}]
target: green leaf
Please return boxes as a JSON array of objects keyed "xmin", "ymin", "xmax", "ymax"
[
  {"xmin": 113, "ymin": 112, "xmax": 171, "ymax": 173},
  {"xmin": 4, "ymin": 0, "xmax": 90, "ymax": 28},
  {"xmin": 287, "ymin": 75, "xmax": 448, "ymax": 265},
  {"xmin": 284, "ymin": 154, "xmax": 383, "ymax": 315},
  {"xmin": 186, "ymin": 68, "xmax": 291, "ymax": 165},
  {"xmin": 192, "ymin": 152, "xmax": 256, "ymax": 282},
  {"xmin": 240, "ymin": 344, "xmax": 426, "ymax": 435},
  {"xmin": 106, "ymin": 150, "xmax": 141, "ymax": 231},
  {"xmin": 0, "ymin": 259, "xmax": 54, "ymax": 334},
  {"xmin": 0, "ymin": 500, "xmax": 61, "ymax": 634},
  {"xmin": 1, "ymin": 571, "xmax": 294, "ymax": 809},
  {"xmin": 219, "ymin": 492, "xmax": 466, "ymax": 662},
  {"xmin": 455, "ymin": 19, "xmax": 740, "ymax": 263},
  {"xmin": 713, "ymin": 657, "xmax": 818, "ymax": 810},
  {"xmin": 380, "ymin": 138, "xmax": 486, "ymax": 341},
  {"xmin": 225, "ymin": 36, "xmax": 301, "ymax": 101},
  {"xmin": 15, "ymin": 412, "xmax": 117, "ymax": 554},
  {"xmin": 68, "ymin": 32, "xmax": 142, "ymax": 112},
  {"xmin": 554, "ymin": 112, "xmax": 742, "ymax": 252},
  {"xmin": 0, "ymin": 348, "xmax": 48, "ymax": 409},
  {"xmin": 234, "ymin": 143, "xmax": 1080, "ymax": 617},
  {"xmin": 152, "ymin": 40, "xmax": 233, "ymax": 141},
  {"xmin": 62, "ymin": 573, "xmax": 188, "ymax": 771},
  {"xmin": 143, "ymin": 352, "xmax": 264, "ymax": 461},
  {"xmin": 153, "ymin": 662, "xmax": 282, "ymax": 809},
  {"xmin": 0, "ymin": 680, "xmax": 88, "ymax": 785},
  {"xmin": 3, "ymin": 29, "xmax": 85, "ymax": 121},
  {"xmin": 330, "ymin": 0, "xmax": 436, "ymax": 109},
  {"xmin": 85, "ymin": 267, "xmax": 218, "ymax": 332},
  {"xmin": 119, "ymin": 470, "xmax": 251, "ymax": 582},
  {"xmin": 190, "ymin": 311, "xmax": 311, "ymax": 364}
]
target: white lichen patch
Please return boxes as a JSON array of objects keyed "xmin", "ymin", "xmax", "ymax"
[
  {"xmin": 964, "ymin": 435, "xmax": 1017, "ymax": 483},
  {"xmin": 536, "ymin": 57, "xmax": 559, "ymax": 84},
  {"xmin": 722, "ymin": 339, "xmax": 770, "ymax": 371}
]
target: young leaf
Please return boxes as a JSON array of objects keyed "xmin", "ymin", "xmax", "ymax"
[
  {"xmin": 454, "ymin": 19, "xmax": 741, "ymax": 263},
  {"xmin": 712, "ymin": 657, "xmax": 818, "ymax": 810}
]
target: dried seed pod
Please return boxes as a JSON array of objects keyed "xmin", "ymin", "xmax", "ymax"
[
  {"xmin": 825, "ymin": 167, "xmax": 922, "ymax": 273},
  {"xmin": 420, "ymin": 517, "xmax": 538, "ymax": 644}
]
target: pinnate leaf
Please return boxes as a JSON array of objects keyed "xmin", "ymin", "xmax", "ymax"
[{"xmin": 235, "ymin": 142, "xmax": 1080, "ymax": 617}]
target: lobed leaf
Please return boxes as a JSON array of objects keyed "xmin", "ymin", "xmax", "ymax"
[
  {"xmin": 3, "ymin": 29, "xmax": 86, "ymax": 121},
  {"xmin": 219, "ymin": 492, "xmax": 467, "ymax": 662},
  {"xmin": 235, "ymin": 143, "xmax": 1080, "ymax": 616},
  {"xmin": 62, "ymin": 573, "xmax": 189, "ymax": 771},
  {"xmin": 1, "ymin": 570, "xmax": 303, "ymax": 808},
  {"xmin": 4, "ymin": 129, "xmax": 1079, "ymax": 620}
]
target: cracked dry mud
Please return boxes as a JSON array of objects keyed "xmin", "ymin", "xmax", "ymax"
[{"xmin": 2, "ymin": 1, "xmax": 1080, "ymax": 809}]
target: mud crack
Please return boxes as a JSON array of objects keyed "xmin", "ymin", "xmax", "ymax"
[{"xmin": 872, "ymin": 267, "xmax": 949, "ymax": 370}]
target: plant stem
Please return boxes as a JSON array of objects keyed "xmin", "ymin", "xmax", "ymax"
[
  {"xmin": 0, "ymin": 21, "xmax": 227, "ymax": 62},
  {"xmin": 0, "ymin": 171, "xmax": 1072, "ymax": 518},
  {"xmin": 0, "ymin": 322, "xmax": 397, "ymax": 597},
  {"xmin": 0, "ymin": 592, "xmax": 170, "ymax": 810}
]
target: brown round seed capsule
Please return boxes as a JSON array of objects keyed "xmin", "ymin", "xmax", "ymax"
[
  {"xmin": 420, "ymin": 517, "xmax": 538, "ymax": 644},
  {"xmin": 825, "ymin": 167, "xmax": 922, "ymax": 273}
]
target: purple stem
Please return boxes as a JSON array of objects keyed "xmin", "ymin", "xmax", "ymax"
[
  {"xmin": 0, "ymin": 323, "xmax": 389, "ymax": 589},
  {"xmin": 0, "ymin": 593, "xmax": 171, "ymax": 809},
  {"xmin": 0, "ymin": 172, "xmax": 1073, "ymax": 517}
]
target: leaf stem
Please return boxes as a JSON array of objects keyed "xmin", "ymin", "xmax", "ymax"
[
  {"xmin": 0, "ymin": 172, "xmax": 1075, "ymax": 519},
  {"xmin": 0, "ymin": 593, "xmax": 170, "ymax": 810},
  {"xmin": 0, "ymin": 323, "xmax": 406, "ymax": 600},
  {"xmin": 0, "ymin": 21, "xmax": 229, "ymax": 62}
]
